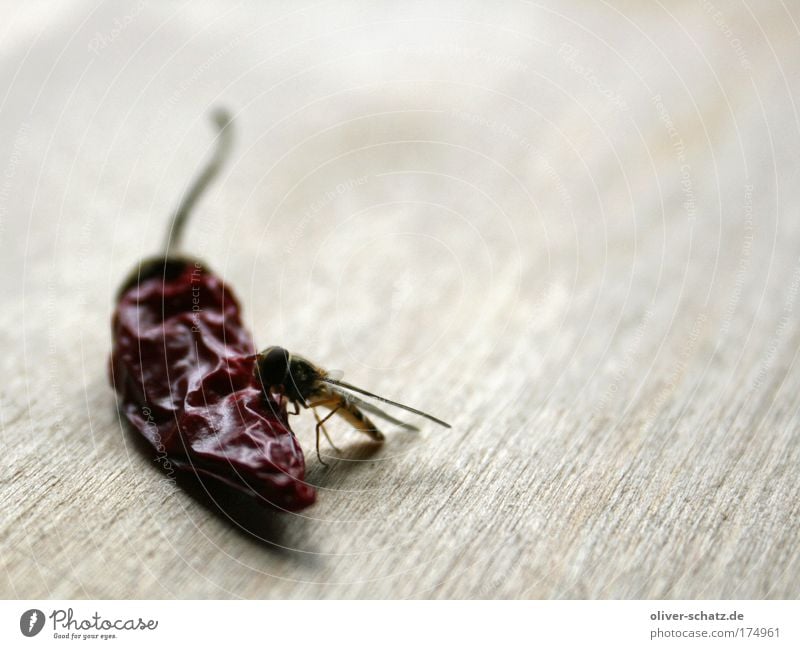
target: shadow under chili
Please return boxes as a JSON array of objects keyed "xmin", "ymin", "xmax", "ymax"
[
  {"xmin": 116, "ymin": 412, "xmax": 320, "ymax": 561},
  {"xmin": 117, "ymin": 409, "xmax": 387, "ymax": 562}
]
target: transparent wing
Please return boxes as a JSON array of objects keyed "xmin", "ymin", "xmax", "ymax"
[
  {"xmin": 325, "ymin": 369, "xmax": 345, "ymax": 382},
  {"xmin": 322, "ymin": 378, "xmax": 451, "ymax": 428},
  {"xmin": 325, "ymin": 384, "xmax": 419, "ymax": 431}
]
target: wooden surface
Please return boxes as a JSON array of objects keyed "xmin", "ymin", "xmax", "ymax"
[{"xmin": 2, "ymin": 1, "xmax": 799, "ymax": 599}]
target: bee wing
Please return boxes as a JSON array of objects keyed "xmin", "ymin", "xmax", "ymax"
[
  {"xmin": 322, "ymin": 378, "xmax": 451, "ymax": 428},
  {"xmin": 325, "ymin": 369, "xmax": 345, "ymax": 381},
  {"xmin": 325, "ymin": 384, "xmax": 419, "ymax": 431}
]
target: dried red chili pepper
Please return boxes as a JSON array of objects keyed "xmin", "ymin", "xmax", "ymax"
[
  {"xmin": 109, "ymin": 110, "xmax": 316, "ymax": 511},
  {"xmin": 111, "ymin": 109, "xmax": 450, "ymax": 512}
]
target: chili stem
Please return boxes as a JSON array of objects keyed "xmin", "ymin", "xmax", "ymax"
[{"xmin": 163, "ymin": 108, "xmax": 234, "ymax": 255}]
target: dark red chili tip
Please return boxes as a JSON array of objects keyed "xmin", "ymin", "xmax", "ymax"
[{"xmin": 110, "ymin": 257, "xmax": 316, "ymax": 511}]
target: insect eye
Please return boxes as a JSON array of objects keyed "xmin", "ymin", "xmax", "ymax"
[{"xmin": 256, "ymin": 346, "xmax": 290, "ymax": 388}]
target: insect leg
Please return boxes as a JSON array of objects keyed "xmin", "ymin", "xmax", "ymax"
[
  {"xmin": 313, "ymin": 407, "xmax": 342, "ymax": 453},
  {"xmin": 307, "ymin": 391, "xmax": 385, "ymax": 442},
  {"xmin": 314, "ymin": 406, "xmax": 341, "ymax": 466}
]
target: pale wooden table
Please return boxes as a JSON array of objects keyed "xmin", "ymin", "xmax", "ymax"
[{"xmin": 2, "ymin": 1, "xmax": 799, "ymax": 599}]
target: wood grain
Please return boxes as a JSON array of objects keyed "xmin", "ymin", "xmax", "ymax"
[{"xmin": 1, "ymin": 0, "xmax": 799, "ymax": 598}]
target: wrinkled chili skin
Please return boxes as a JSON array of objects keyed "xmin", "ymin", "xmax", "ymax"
[{"xmin": 109, "ymin": 257, "xmax": 316, "ymax": 511}]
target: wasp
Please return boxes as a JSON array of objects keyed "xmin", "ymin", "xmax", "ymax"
[{"xmin": 255, "ymin": 346, "xmax": 450, "ymax": 465}]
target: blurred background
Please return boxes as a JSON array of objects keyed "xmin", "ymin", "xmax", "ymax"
[{"xmin": 1, "ymin": 1, "xmax": 799, "ymax": 598}]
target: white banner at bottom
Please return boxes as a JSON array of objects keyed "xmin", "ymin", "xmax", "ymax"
[{"xmin": 1, "ymin": 600, "xmax": 796, "ymax": 648}]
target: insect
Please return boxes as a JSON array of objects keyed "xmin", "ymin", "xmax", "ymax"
[
  {"xmin": 255, "ymin": 347, "xmax": 450, "ymax": 465},
  {"xmin": 109, "ymin": 108, "xmax": 448, "ymax": 511}
]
